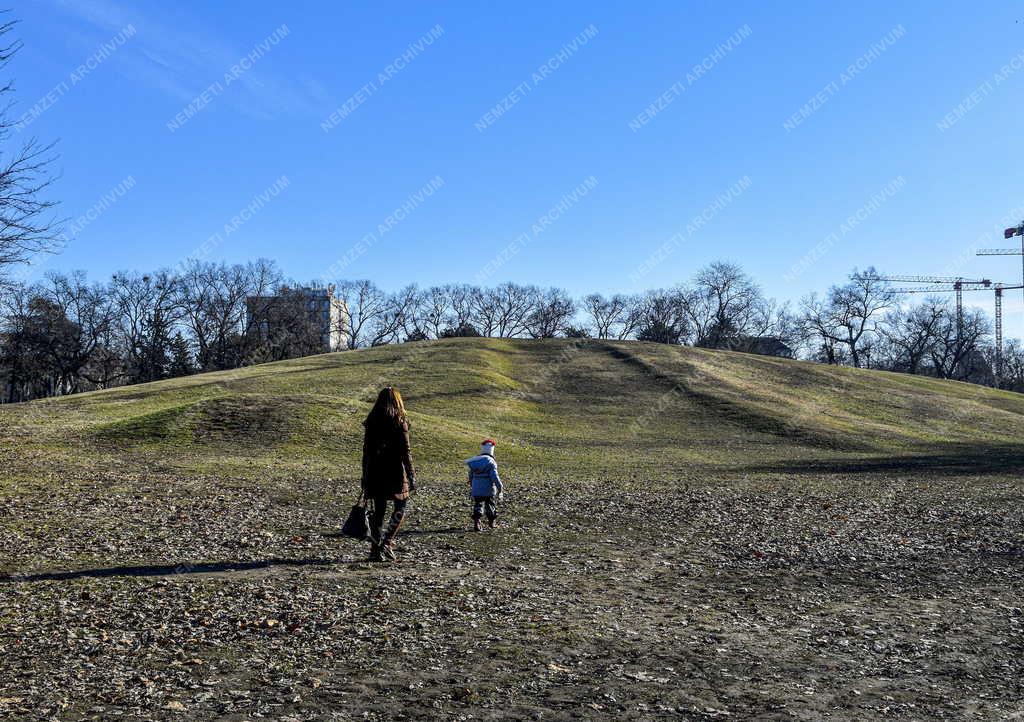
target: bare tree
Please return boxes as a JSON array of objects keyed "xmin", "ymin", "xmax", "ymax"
[
  {"xmin": 338, "ymin": 279, "xmax": 390, "ymax": 348},
  {"xmin": 396, "ymin": 284, "xmax": 426, "ymax": 341},
  {"xmin": 827, "ymin": 269, "xmax": 894, "ymax": 368},
  {"xmin": 111, "ymin": 269, "xmax": 180, "ymax": 382},
  {"xmin": 491, "ymin": 282, "xmax": 540, "ymax": 338},
  {"xmin": 636, "ymin": 289, "xmax": 689, "ymax": 344},
  {"xmin": 876, "ymin": 299, "xmax": 945, "ymax": 374},
  {"xmin": 83, "ymin": 322, "xmax": 128, "ymax": 389},
  {"xmin": 469, "ymin": 285, "xmax": 499, "ymax": 337},
  {"xmin": 0, "ymin": 282, "xmax": 52, "ymax": 400},
  {"xmin": 583, "ymin": 293, "xmax": 634, "ymax": 339},
  {"xmin": 2, "ymin": 272, "xmax": 126, "ymax": 395},
  {"xmin": 798, "ymin": 292, "xmax": 843, "ymax": 365},
  {"xmin": 0, "ymin": 19, "xmax": 62, "ymax": 286},
  {"xmin": 373, "ymin": 284, "xmax": 420, "ymax": 345},
  {"xmin": 527, "ymin": 287, "xmax": 576, "ymax": 338},
  {"xmin": 177, "ymin": 260, "xmax": 280, "ymax": 368},
  {"xmin": 1000, "ymin": 338, "xmax": 1024, "ymax": 392},
  {"xmin": 419, "ymin": 286, "xmax": 450, "ymax": 339},
  {"xmin": 20, "ymin": 272, "xmax": 113, "ymax": 394},
  {"xmin": 615, "ymin": 294, "xmax": 646, "ymax": 340},
  {"xmin": 754, "ymin": 299, "xmax": 799, "ymax": 348},
  {"xmin": 445, "ymin": 284, "xmax": 475, "ymax": 330},
  {"xmin": 685, "ymin": 262, "xmax": 765, "ymax": 348},
  {"xmin": 930, "ymin": 306, "xmax": 990, "ymax": 380}
]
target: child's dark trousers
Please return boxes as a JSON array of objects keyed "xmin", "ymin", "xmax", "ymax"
[{"xmin": 472, "ymin": 495, "xmax": 497, "ymax": 521}]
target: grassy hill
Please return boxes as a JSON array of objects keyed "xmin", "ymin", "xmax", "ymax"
[
  {"xmin": 2, "ymin": 338, "xmax": 1023, "ymax": 720},
  {"xmin": 4, "ymin": 337, "xmax": 1024, "ymax": 482}
]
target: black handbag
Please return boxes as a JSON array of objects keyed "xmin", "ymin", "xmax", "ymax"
[{"xmin": 342, "ymin": 495, "xmax": 371, "ymax": 539}]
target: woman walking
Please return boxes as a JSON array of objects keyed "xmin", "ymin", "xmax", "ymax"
[{"xmin": 361, "ymin": 386, "xmax": 416, "ymax": 562}]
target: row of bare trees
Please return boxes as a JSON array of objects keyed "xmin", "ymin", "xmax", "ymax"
[
  {"xmin": 3, "ymin": 259, "xmax": 1023, "ymax": 401},
  {"xmin": 0, "ymin": 260, "xmax": 327, "ymax": 401},
  {"xmin": 336, "ymin": 281, "xmax": 579, "ymax": 346},
  {"xmin": 335, "ymin": 262, "xmax": 796, "ymax": 350},
  {"xmin": 797, "ymin": 268, "xmax": 1015, "ymax": 387}
]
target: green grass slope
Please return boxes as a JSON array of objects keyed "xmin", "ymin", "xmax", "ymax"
[{"xmin": 3, "ymin": 337, "xmax": 1023, "ymax": 482}]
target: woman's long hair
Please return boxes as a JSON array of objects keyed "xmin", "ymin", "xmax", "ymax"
[{"xmin": 364, "ymin": 386, "xmax": 408, "ymax": 430}]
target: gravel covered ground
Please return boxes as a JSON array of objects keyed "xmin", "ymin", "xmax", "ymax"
[{"xmin": 2, "ymin": 469, "xmax": 1022, "ymax": 720}]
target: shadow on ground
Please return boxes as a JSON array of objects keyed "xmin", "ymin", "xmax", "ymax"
[
  {"xmin": 321, "ymin": 526, "xmax": 467, "ymax": 539},
  {"xmin": 0, "ymin": 558, "xmax": 355, "ymax": 583},
  {"xmin": 397, "ymin": 526, "xmax": 468, "ymax": 536},
  {"xmin": 740, "ymin": 442, "xmax": 1024, "ymax": 476}
]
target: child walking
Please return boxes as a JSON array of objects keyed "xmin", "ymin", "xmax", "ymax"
[{"xmin": 466, "ymin": 439, "xmax": 503, "ymax": 531}]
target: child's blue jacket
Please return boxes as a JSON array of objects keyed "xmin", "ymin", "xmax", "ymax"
[{"xmin": 466, "ymin": 453, "xmax": 503, "ymax": 497}]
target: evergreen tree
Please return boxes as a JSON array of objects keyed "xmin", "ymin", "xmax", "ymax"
[{"xmin": 167, "ymin": 333, "xmax": 195, "ymax": 378}]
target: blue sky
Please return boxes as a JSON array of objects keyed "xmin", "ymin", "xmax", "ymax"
[{"xmin": 11, "ymin": 0, "xmax": 1024, "ymax": 334}]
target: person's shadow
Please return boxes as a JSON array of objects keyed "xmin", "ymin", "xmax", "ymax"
[
  {"xmin": 0, "ymin": 557, "xmax": 363, "ymax": 583},
  {"xmin": 401, "ymin": 526, "xmax": 467, "ymax": 537},
  {"xmin": 322, "ymin": 526, "xmax": 467, "ymax": 539},
  {"xmin": 4, "ymin": 528, "xmax": 477, "ymax": 582}
]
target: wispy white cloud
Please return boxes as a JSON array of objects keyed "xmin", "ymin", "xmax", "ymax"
[{"xmin": 48, "ymin": 0, "xmax": 333, "ymax": 119}]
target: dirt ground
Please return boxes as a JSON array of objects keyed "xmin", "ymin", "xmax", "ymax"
[{"xmin": 1, "ymin": 468, "xmax": 1023, "ymax": 721}]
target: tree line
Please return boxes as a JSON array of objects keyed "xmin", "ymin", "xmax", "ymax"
[
  {"xmin": 0, "ymin": 260, "xmax": 359, "ymax": 401},
  {"xmin": 3, "ymin": 259, "xmax": 1022, "ymax": 403}
]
